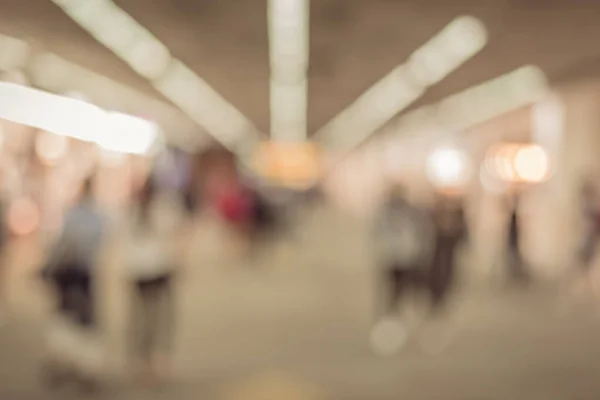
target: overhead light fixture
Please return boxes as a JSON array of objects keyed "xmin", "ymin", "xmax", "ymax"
[
  {"xmin": 407, "ymin": 16, "xmax": 487, "ymax": 86},
  {"xmin": 270, "ymin": 79, "xmax": 308, "ymax": 142},
  {"xmin": 95, "ymin": 112, "xmax": 159, "ymax": 155},
  {"xmin": 383, "ymin": 65, "xmax": 548, "ymax": 144},
  {"xmin": 268, "ymin": 0, "xmax": 309, "ymax": 142},
  {"xmin": 154, "ymin": 60, "xmax": 260, "ymax": 152},
  {"xmin": 436, "ymin": 65, "xmax": 548, "ymax": 131},
  {"xmin": 21, "ymin": 48, "xmax": 200, "ymax": 150},
  {"xmin": 0, "ymin": 82, "xmax": 158, "ymax": 155},
  {"xmin": 51, "ymin": 0, "xmax": 262, "ymax": 154},
  {"xmin": 316, "ymin": 15, "xmax": 487, "ymax": 151},
  {"xmin": 318, "ymin": 66, "xmax": 424, "ymax": 150}
]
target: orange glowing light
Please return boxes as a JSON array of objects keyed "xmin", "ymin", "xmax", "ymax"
[{"xmin": 253, "ymin": 141, "xmax": 321, "ymax": 188}]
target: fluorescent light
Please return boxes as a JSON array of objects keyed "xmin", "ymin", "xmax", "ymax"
[
  {"xmin": 60, "ymin": 0, "xmax": 171, "ymax": 80},
  {"xmin": 0, "ymin": 83, "xmax": 158, "ymax": 154},
  {"xmin": 51, "ymin": 0, "xmax": 261, "ymax": 153},
  {"xmin": 381, "ymin": 65, "xmax": 548, "ymax": 145},
  {"xmin": 436, "ymin": 65, "xmax": 547, "ymax": 130},
  {"xmin": 154, "ymin": 60, "xmax": 259, "ymax": 151},
  {"xmin": 268, "ymin": 0, "xmax": 309, "ymax": 141},
  {"xmin": 127, "ymin": 35, "xmax": 171, "ymax": 80},
  {"xmin": 25, "ymin": 50, "xmax": 200, "ymax": 150},
  {"xmin": 316, "ymin": 15, "xmax": 487, "ymax": 151},
  {"xmin": 407, "ymin": 16, "xmax": 486, "ymax": 86},
  {"xmin": 0, "ymin": 83, "xmax": 104, "ymax": 142},
  {"xmin": 96, "ymin": 112, "xmax": 159, "ymax": 155},
  {"xmin": 270, "ymin": 79, "xmax": 307, "ymax": 142},
  {"xmin": 320, "ymin": 66, "xmax": 424, "ymax": 149}
]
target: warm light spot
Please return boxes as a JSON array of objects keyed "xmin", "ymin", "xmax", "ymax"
[
  {"xmin": 426, "ymin": 147, "xmax": 472, "ymax": 188},
  {"xmin": 8, "ymin": 197, "xmax": 40, "ymax": 236},
  {"xmin": 36, "ymin": 130, "xmax": 69, "ymax": 165},
  {"xmin": 514, "ymin": 145, "xmax": 549, "ymax": 182}
]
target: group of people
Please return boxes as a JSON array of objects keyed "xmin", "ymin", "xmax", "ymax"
[
  {"xmin": 37, "ymin": 168, "xmax": 301, "ymax": 391},
  {"xmin": 371, "ymin": 180, "xmax": 600, "ymax": 355},
  {"xmin": 30, "ymin": 163, "xmax": 600, "ymax": 386},
  {"xmin": 41, "ymin": 174, "xmax": 185, "ymax": 390},
  {"xmin": 371, "ymin": 185, "xmax": 468, "ymax": 354}
]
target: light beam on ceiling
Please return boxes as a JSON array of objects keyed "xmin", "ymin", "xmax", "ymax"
[
  {"xmin": 268, "ymin": 0, "xmax": 310, "ymax": 142},
  {"xmin": 391, "ymin": 65, "xmax": 549, "ymax": 140},
  {"xmin": 315, "ymin": 15, "xmax": 487, "ymax": 152},
  {"xmin": 50, "ymin": 0, "xmax": 263, "ymax": 154},
  {"xmin": 0, "ymin": 33, "xmax": 203, "ymax": 150},
  {"xmin": 0, "ymin": 82, "xmax": 159, "ymax": 155}
]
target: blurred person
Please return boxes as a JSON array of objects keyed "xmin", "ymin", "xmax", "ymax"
[
  {"xmin": 210, "ymin": 175, "xmax": 257, "ymax": 261},
  {"xmin": 505, "ymin": 194, "xmax": 530, "ymax": 284},
  {"xmin": 429, "ymin": 191, "xmax": 468, "ymax": 312},
  {"xmin": 577, "ymin": 183, "xmax": 599, "ymax": 275},
  {"xmin": 126, "ymin": 176, "xmax": 185, "ymax": 384},
  {"xmin": 40, "ymin": 177, "xmax": 106, "ymax": 390},
  {"xmin": 370, "ymin": 185, "xmax": 435, "ymax": 355},
  {"xmin": 417, "ymin": 191, "xmax": 468, "ymax": 354},
  {"xmin": 246, "ymin": 185, "xmax": 300, "ymax": 250},
  {"xmin": 560, "ymin": 182, "xmax": 600, "ymax": 308}
]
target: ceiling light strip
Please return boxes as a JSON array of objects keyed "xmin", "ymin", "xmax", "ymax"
[
  {"xmin": 392, "ymin": 65, "xmax": 548, "ymax": 139},
  {"xmin": 268, "ymin": 0, "xmax": 309, "ymax": 141},
  {"xmin": 26, "ymin": 52, "xmax": 203, "ymax": 150},
  {"xmin": 0, "ymin": 33, "xmax": 203, "ymax": 151},
  {"xmin": 50, "ymin": 0, "xmax": 262, "ymax": 153},
  {"xmin": 0, "ymin": 82, "xmax": 158, "ymax": 154},
  {"xmin": 315, "ymin": 15, "xmax": 487, "ymax": 151}
]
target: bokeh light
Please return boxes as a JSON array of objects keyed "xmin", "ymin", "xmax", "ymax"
[
  {"xmin": 514, "ymin": 145, "xmax": 550, "ymax": 182},
  {"xmin": 35, "ymin": 130, "xmax": 69, "ymax": 165},
  {"xmin": 8, "ymin": 197, "xmax": 40, "ymax": 236},
  {"xmin": 426, "ymin": 146, "xmax": 472, "ymax": 188},
  {"xmin": 485, "ymin": 143, "xmax": 550, "ymax": 184}
]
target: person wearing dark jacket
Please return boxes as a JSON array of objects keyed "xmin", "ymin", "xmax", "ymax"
[
  {"xmin": 506, "ymin": 196, "xmax": 530, "ymax": 284},
  {"xmin": 430, "ymin": 193, "xmax": 467, "ymax": 311}
]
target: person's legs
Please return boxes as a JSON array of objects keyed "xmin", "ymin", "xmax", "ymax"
[
  {"xmin": 386, "ymin": 268, "xmax": 405, "ymax": 316},
  {"xmin": 153, "ymin": 274, "xmax": 174, "ymax": 378},
  {"xmin": 507, "ymin": 245, "xmax": 530, "ymax": 284},
  {"xmin": 430, "ymin": 243, "xmax": 457, "ymax": 312},
  {"xmin": 132, "ymin": 274, "xmax": 174, "ymax": 382},
  {"xmin": 370, "ymin": 266, "xmax": 409, "ymax": 356}
]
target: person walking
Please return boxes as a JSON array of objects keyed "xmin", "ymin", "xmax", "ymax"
[
  {"xmin": 370, "ymin": 185, "xmax": 435, "ymax": 355},
  {"xmin": 126, "ymin": 176, "xmax": 184, "ymax": 384},
  {"xmin": 41, "ymin": 177, "xmax": 106, "ymax": 390}
]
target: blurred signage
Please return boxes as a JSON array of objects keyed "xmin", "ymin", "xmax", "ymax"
[{"xmin": 252, "ymin": 141, "xmax": 321, "ymax": 188}]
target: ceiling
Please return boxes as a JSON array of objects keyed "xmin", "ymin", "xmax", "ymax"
[{"xmin": 1, "ymin": 0, "xmax": 600, "ymax": 145}]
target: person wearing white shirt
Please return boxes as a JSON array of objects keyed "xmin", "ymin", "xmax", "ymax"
[{"xmin": 126, "ymin": 177, "xmax": 184, "ymax": 383}]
